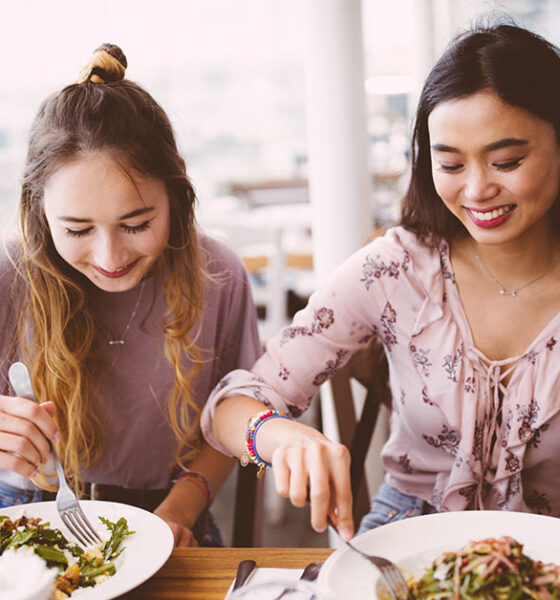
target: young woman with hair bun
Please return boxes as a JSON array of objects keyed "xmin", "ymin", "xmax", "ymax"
[{"xmin": 0, "ymin": 43, "xmax": 261, "ymax": 547}]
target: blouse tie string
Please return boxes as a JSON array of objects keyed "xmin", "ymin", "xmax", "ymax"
[{"xmin": 475, "ymin": 357, "xmax": 518, "ymax": 509}]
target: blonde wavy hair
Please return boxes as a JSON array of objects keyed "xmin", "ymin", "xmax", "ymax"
[{"xmin": 17, "ymin": 43, "xmax": 205, "ymax": 491}]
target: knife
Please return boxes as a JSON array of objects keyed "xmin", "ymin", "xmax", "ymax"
[
  {"xmin": 232, "ymin": 559, "xmax": 257, "ymax": 591},
  {"xmin": 299, "ymin": 561, "xmax": 323, "ymax": 582}
]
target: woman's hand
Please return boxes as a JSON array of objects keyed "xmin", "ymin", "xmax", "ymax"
[
  {"xmin": 264, "ymin": 419, "xmax": 354, "ymax": 540},
  {"xmin": 155, "ymin": 442, "xmax": 234, "ymax": 547},
  {"xmin": 212, "ymin": 396, "xmax": 355, "ymax": 541},
  {"xmin": 153, "ymin": 502, "xmax": 199, "ymax": 547},
  {"xmin": 0, "ymin": 395, "xmax": 59, "ymax": 478}
]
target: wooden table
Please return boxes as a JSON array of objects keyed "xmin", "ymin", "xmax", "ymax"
[{"xmin": 118, "ymin": 547, "xmax": 334, "ymax": 599}]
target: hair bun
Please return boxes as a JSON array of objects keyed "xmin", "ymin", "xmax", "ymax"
[{"xmin": 76, "ymin": 43, "xmax": 128, "ymax": 84}]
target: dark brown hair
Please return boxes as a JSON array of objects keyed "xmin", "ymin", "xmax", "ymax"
[{"xmin": 400, "ymin": 22, "xmax": 560, "ymax": 244}]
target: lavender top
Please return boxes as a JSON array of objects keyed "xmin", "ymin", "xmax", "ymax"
[
  {"xmin": 0, "ymin": 233, "xmax": 261, "ymax": 491},
  {"xmin": 202, "ymin": 226, "xmax": 560, "ymax": 517}
]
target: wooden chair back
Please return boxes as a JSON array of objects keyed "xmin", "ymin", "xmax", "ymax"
[
  {"xmin": 232, "ymin": 463, "xmax": 265, "ymax": 547},
  {"xmin": 329, "ymin": 341, "xmax": 391, "ymax": 526}
]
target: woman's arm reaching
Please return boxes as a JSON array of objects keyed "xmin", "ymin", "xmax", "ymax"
[{"xmin": 212, "ymin": 394, "xmax": 354, "ymax": 540}]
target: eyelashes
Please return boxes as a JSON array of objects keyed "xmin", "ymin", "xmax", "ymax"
[
  {"xmin": 121, "ymin": 222, "xmax": 151, "ymax": 234},
  {"xmin": 65, "ymin": 220, "xmax": 152, "ymax": 238},
  {"xmin": 435, "ymin": 157, "xmax": 525, "ymax": 173},
  {"xmin": 492, "ymin": 158, "xmax": 524, "ymax": 170}
]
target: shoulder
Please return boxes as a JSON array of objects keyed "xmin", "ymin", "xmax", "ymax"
[
  {"xmin": 364, "ymin": 226, "xmax": 435, "ymax": 258},
  {"xmin": 198, "ymin": 231, "xmax": 252, "ymax": 296},
  {"xmin": 362, "ymin": 226, "xmax": 445, "ymax": 276},
  {"xmin": 199, "ymin": 231, "xmax": 246, "ymax": 274}
]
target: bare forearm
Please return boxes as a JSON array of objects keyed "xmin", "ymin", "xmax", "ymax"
[
  {"xmin": 155, "ymin": 441, "xmax": 235, "ymax": 542},
  {"xmin": 212, "ymin": 395, "xmax": 270, "ymax": 458}
]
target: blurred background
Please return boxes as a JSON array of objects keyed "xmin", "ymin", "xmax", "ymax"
[{"xmin": 1, "ymin": 0, "xmax": 559, "ymax": 546}]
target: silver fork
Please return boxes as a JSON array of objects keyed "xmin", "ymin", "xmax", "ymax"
[
  {"xmin": 8, "ymin": 361, "xmax": 102, "ymax": 547},
  {"xmin": 327, "ymin": 516, "xmax": 410, "ymax": 600}
]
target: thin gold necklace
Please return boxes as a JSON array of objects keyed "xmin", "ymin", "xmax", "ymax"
[
  {"xmin": 108, "ymin": 280, "xmax": 146, "ymax": 345},
  {"xmin": 472, "ymin": 244, "xmax": 560, "ymax": 297}
]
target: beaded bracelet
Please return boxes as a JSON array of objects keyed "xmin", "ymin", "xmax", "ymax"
[
  {"xmin": 176, "ymin": 469, "xmax": 214, "ymax": 509},
  {"xmin": 241, "ymin": 409, "xmax": 291, "ymax": 479}
]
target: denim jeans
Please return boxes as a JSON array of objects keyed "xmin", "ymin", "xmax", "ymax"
[{"xmin": 357, "ymin": 482, "xmax": 438, "ymax": 535}]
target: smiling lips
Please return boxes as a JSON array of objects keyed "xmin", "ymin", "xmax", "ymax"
[
  {"xmin": 94, "ymin": 259, "xmax": 139, "ymax": 279},
  {"xmin": 465, "ymin": 204, "xmax": 516, "ymax": 228}
]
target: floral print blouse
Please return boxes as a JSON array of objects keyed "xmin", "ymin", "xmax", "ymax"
[{"xmin": 201, "ymin": 227, "xmax": 560, "ymax": 517}]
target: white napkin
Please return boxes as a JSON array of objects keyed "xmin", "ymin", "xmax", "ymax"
[{"xmin": 224, "ymin": 567, "xmax": 304, "ymax": 599}]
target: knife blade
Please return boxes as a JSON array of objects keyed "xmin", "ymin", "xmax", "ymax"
[{"xmin": 232, "ymin": 559, "xmax": 257, "ymax": 591}]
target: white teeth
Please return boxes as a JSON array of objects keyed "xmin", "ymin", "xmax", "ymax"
[{"xmin": 470, "ymin": 206, "xmax": 514, "ymax": 221}]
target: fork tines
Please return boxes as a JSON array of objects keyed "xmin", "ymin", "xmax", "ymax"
[{"xmin": 60, "ymin": 508, "xmax": 102, "ymax": 547}]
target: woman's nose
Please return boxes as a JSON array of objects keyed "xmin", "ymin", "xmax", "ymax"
[
  {"xmin": 92, "ymin": 233, "xmax": 127, "ymax": 272},
  {"xmin": 464, "ymin": 167, "xmax": 499, "ymax": 203}
]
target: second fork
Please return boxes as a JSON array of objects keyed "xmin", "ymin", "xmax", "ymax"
[{"xmin": 327, "ymin": 516, "xmax": 410, "ymax": 600}]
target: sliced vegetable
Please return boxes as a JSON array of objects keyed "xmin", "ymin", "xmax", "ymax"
[{"xmin": 409, "ymin": 536, "xmax": 560, "ymax": 600}]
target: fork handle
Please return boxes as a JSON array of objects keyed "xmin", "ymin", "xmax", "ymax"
[
  {"xmin": 8, "ymin": 362, "xmax": 36, "ymax": 400},
  {"xmin": 327, "ymin": 515, "xmax": 371, "ymax": 560},
  {"xmin": 8, "ymin": 362, "xmax": 59, "ymax": 489}
]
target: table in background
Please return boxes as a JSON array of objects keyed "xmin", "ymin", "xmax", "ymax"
[{"xmin": 118, "ymin": 547, "xmax": 334, "ymax": 600}]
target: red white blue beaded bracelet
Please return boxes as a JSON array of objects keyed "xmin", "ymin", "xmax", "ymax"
[
  {"xmin": 175, "ymin": 469, "xmax": 214, "ymax": 509},
  {"xmin": 241, "ymin": 409, "xmax": 291, "ymax": 479}
]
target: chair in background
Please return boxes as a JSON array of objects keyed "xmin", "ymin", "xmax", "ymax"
[
  {"xmin": 232, "ymin": 463, "xmax": 265, "ymax": 547},
  {"xmin": 328, "ymin": 340, "xmax": 391, "ymax": 526}
]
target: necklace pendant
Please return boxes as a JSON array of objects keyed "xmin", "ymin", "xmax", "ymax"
[
  {"xmin": 499, "ymin": 288, "xmax": 516, "ymax": 297},
  {"xmin": 108, "ymin": 339, "xmax": 125, "ymax": 346}
]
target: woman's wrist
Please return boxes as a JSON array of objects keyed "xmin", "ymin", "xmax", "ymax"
[
  {"xmin": 241, "ymin": 409, "xmax": 293, "ymax": 478},
  {"xmin": 175, "ymin": 469, "xmax": 214, "ymax": 510}
]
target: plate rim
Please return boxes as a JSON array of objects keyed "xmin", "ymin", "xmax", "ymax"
[
  {"xmin": 0, "ymin": 499, "xmax": 174, "ymax": 599},
  {"xmin": 317, "ymin": 510, "xmax": 560, "ymax": 599}
]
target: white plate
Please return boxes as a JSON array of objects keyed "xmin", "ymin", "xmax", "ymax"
[
  {"xmin": 317, "ymin": 511, "xmax": 560, "ymax": 599},
  {"xmin": 0, "ymin": 500, "xmax": 174, "ymax": 599}
]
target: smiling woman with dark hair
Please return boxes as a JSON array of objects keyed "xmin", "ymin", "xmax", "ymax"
[{"xmin": 202, "ymin": 21, "xmax": 560, "ymax": 540}]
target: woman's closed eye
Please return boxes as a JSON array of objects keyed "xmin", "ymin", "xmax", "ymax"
[
  {"xmin": 120, "ymin": 220, "xmax": 151, "ymax": 234},
  {"xmin": 64, "ymin": 220, "xmax": 152, "ymax": 237},
  {"xmin": 435, "ymin": 156, "xmax": 525, "ymax": 174},
  {"xmin": 492, "ymin": 157, "xmax": 524, "ymax": 171},
  {"xmin": 436, "ymin": 163, "xmax": 463, "ymax": 173},
  {"xmin": 65, "ymin": 227, "xmax": 93, "ymax": 238}
]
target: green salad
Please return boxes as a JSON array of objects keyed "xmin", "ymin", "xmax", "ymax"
[
  {"xmin": 409, "ymin": 536, "xmax": 560, "ymax": 599},
  {"xmin": 0, "ymin": 514, "xmax": 134, "ymax": 598}
]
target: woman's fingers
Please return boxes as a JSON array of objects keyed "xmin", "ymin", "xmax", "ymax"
[
  {"xmin": 307, "ymin": 442, "xmax": 353, "ymax": 538},
  {"xmin": 0, "ymin": 433, "xmax": 40, "ymax": 477},
  {"xmin": 0, "ymin": 396, "xmax": 58, "ymax": 466},
  {"xmin": 325, "ymin": 443, "xmax": 354, "ymax": 539},
  {"xmin": 271, "ymin": 434, "xmax": 354, "ymax": 539},
  {"xmin": 306, "ymin": 444, "xmax": 332, "ymax": 532},
  {"xmin": 162, "ymin": 520, "xmax": 199, "ymax": 547}
]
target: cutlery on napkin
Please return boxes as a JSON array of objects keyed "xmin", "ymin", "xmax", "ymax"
[{"xmin": 232, "ymin": 559, "xmax": 257, "ymax": 591}]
